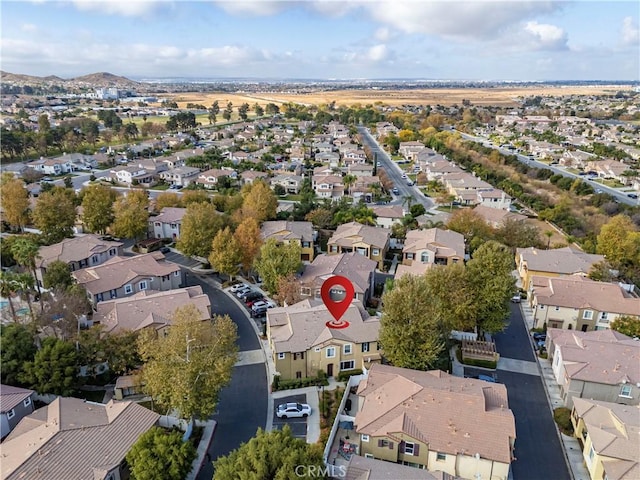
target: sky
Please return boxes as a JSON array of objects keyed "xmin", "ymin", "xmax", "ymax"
[{"xmin": 1, "ymin": 0, "xmax": 639, "ymax": 81}]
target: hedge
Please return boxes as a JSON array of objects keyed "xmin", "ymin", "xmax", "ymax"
[
  {"xmin": 337, "ymin": 369, "xmax": 363, "ymax": 382},
  {"xmin": 272, "ymin": 374, "xmax": 329, "ymax": 392}
]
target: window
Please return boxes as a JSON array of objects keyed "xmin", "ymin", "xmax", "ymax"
[
  {"xmin": 587, "ymin": 444, "xmax": 595, "ymax": 467},
  {"xmin": 110, "ymin": 289, "xmax": 117, "ymax": 299},
  {"xmin": 361, "ymin": 434, "xmax": 369, "ymax": 442},
  {"xmin": 278, "ymin": 352, "xmax": 286, "ymax": 360},
  {"xmin": 326, "ymin": 347, "xmax": 336, "ymax": 358},
  {"xmin": 314, "ymin": 347, "xmax": 321, "ymax": 352},
  {"xmin": 301, "ymin": 287, "xmax": 311, "ymax": 296},
  {"xmin": 340, "ymin": 360, "xmax": 355, "ymax": 370},
  {"xmin": 139, "ymin": 280, "xmax": 148, "ymax": 290},
  {"xmin": 362, "ymin": 342, "xmax": 370, "ymax": 353},
  {"xmin": 600, "ymin": 312, "xmax": 609, "ymax": 322},
  {"xmin": 583, "ymin": 310, "xmax": 593, "ymax": 319},
  {"xmin": 109, "ymin": 248, "xmax": 116, "ymax": 255},
  {"xmin": 343, "ymin": 344, "xmax": 352, "ymax": 355},
  {"xmin": 404, "ymin": 442, "xmax": 415, "ymax": 455},
  {"xmin": 23, "ymin": 397, "xmax": 31, "ymax": 407},
  {"xmin": 92, "ymin": 255, "xmax": 99, "ymax": 263},
  {"xmin": 124, "ymin": 284, "xmax": 133, "ymax": 294},
  {"xmin": 302, "ymin": 242, "xmax": 310, "ymax": 248},
  {"xmin": 436, "ymin": 452, "xmax": 446, "ymax": 461},
  {"xmin": 620, "ymin": 384, "xmax": 632, "ymax": 398},
  {"xmin": 372, "ymin": 248, "xmax": 380, "ymax": 256},
  {"xmin": 406, "ymin": 253, "xmax": 414, "ymax": 260},
  {"xmin": 7, "ymin": 409, "xmax": 15, "ymax": 419},
  {"xmin": 420, "ymin": 252, "xmax": 429, "ymax": 263},
  {"xmin": 376, "ymin": 342, "xmax": 381, "ymax": 351},
  {"xmin": 155, "ymin": 222, "xmax": 161, "ymax": 227},
  {"xmin": 170, "ymin": 223, "xmax": 177, "ymax": 229},
  {"xmin": 174, "ymin": 271, "xmax": 180, "ymax": 276},
  {"xmin": 296, "ymin": 371, "xmax": 302, "ymax": 379}
]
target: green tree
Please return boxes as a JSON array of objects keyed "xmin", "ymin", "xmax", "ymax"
[
  {"xmin": 0, "ymin": 174, "xmax": 30, "ymax": 231},
  {"xmin": 596, "ymin": 215, "xmax": 640, "ymax": 271},
  {"xmin": 208, "ymin": 100, "xmax": 220, "ymax": 124},
  {"xmin": 253, "ymin": 103, "xmax": 264, "ymax": 117},
  {"xmin": 11, "ymin": 237, "xmax": 43, "ymax": 308},
  {"xmin": 610, "ymin": 315, "xmax": 640, "ymax": 339},
  {"xmin": 254, "ymin": 239, "xmax": 302, "ymax": 294},
  {"xmin": 234, "ymin": 217, "xmax": 262, "ymax": 275},
  {"xmin": 112, "ymin": 190, "xmax": 149, "ymax": 241},
  {"xmin": 154, "ymin": 192, "xmax": 182, "ymax": 212},
  {"xmin": 42, "ymin": 259, "xmax": 73, "ymax": 290},
  {"xmin": 494, "ymin": 218, "xmax": 542, "ymax": 250},
  {"xmin": 138, "ymin": 305, "xmax": 238, "ymax": 419},
  {"xmin": 14, "ymin": 272, "xmax": 37, "ymax": 321},
  {"xmin": 0, "ymin": 323, "xmax": 37, "ymax": 386},
  {"xmin": 126, "ymin": 427, "xmax": 196, "ymax": 480},
  {"xmin": 466, "ymin": 240, "xmax": 516, "ymax": 334},
  {"xmin": 214, "ymin": 426, "xmax": 325, "ymax": 480},
  {"xmin": 238, "ymin": 102, "xmax": 250, "ymax": 121},
  {"xmin": 21, "ymin": 337, "xmax": 78, "ymax": 396},
  {"xmin": 0, "ymin": 271, "xmax": 20, "ymax": 322},
  {"xmin": 81, "ymin": 184, "xmax": 117, "ymax": 234},
  {"xmin": 342, "ymin": 174, "xmax": 357, "ymax": 197},
  {"xmin": 32, "ymin": 189, "xmax": 76, "ymax": 243},
  {"xmin": 223, "ymin": 102, "xmax": 233, "ymax": 121},
  {"xmin": 177, "ymin": 202, "xmax": 228, "ymax": 257},
  {"xmin": 447, "ymin": 208, "xmax": 494, "ymax": 253},
  {"xmin": 209, "ymin": 227, "xmax": 242, "ymax": 278}
]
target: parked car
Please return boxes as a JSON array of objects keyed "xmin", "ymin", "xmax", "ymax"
[
  {"xmin": 229, "ymin": 283, "xmax": 249, "ymax": 293},
  {"xmin": 276, "ymin": 402, "xmax": 311, "ymax": 419},
  {"xmin": 466, "ymin": 374, "xmax": 497, "ymax": 383},
  {"xmin": 511, "ymin": 294, "xmax": 521, "ymax": 303},
  {"xmin": 533, "ymin": 332, "xmax": 547, "ymax": 342},
  {"xmin": 252, "ymin": 300, "xmax": 275, "ymax": 310},
  {"xmin": 242, "ymin": 291, "xmax": 263, "ymax": 303},
  {"xmin": 160, "ymin": 246, "xmax": 170, "ymax": 253},
  {"xmin": 235, "ymin": 286, "xmax": 252, "ymax": 298},
  {"xmin": 627, "ymin": 193, "xmax": 638, "ymax": 199},
  {"xmin": 401, "ymin": 173, "xmax": 407, "ymax": 179},
  {"xmin": 252, "ymin": 306, "xmax": 268, "ymax": 317}
]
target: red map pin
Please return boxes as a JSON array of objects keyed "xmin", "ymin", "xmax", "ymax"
[{"xmin": 321, "ymin": 275, "xmax": 354, "ymax": 329}]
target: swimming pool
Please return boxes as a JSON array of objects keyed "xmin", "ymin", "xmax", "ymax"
[{"xmin": 0, "ymin": 300, "xmax": 8, "ymax": 309}]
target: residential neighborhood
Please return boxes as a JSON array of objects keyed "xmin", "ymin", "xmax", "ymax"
[{"xmin": 1, "ymin": 69, "xmax": 639, "ymax": 480}]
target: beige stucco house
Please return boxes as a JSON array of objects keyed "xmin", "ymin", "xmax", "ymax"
[
  {"xmin": 571, "ymin": 398, "xmax": 639, "ymax": 480},
  {"xmin": 35, "ymin": 234, "xmax": 123, "ymax": 287},
  {"xmin": 93, "ymin": 286, "xmax": 211, "ymax": 334},
  {"xmin": 530, "ymin": 276, "xmax": 640, "ymax": 331},
  {"xmin": 546, "ymin": 328, "xmax": 640, "ymax": 409},
  {"xmin": 352, "ymin": 364, "xmax": 516, "ymax": 480},
  {"xmin": 396, "ymin": 228, "xmax": 465, "ymax": 278},
  {"xmin": 261, "ymin": 220, "xmax": 315, "ymax": 262},
  {"xmin": 267, "ymin": 299, "xmax": 381, "ymax": 380},
  {"xmin": 516, "ymin": 246, "xmax": 605, "ymax": 291},
  {"xmin": 327, "ymin": 222, "xmax": 390, "ymax": 269}
]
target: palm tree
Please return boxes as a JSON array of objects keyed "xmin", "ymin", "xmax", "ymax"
[
  {"xmin": 0, "ymin": 271, "xmax": 19, "ymax": 322},
  {"xmin": 342, "ymin": 174, "xmax": 357, "ymax": 197},
  {"xmin": 402, "ymin": 195, "xmax": 415, "ymax": 212},
  {"xmin": 544, "ymin": 230, "xmax": 554, "ymax": 249},
  {"xmin": 14, "ymin": 273, "xmax": 36, "ymax": 321},
  {"xmin": 11, "ymin": 238, "xmax": 43, "ymax": 310}
]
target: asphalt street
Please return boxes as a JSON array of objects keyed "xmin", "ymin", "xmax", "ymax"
[
  {"xmin": 272, "ymin": 393, "xmax": 308, "ymax": 439},
  {"xmin": 490, "ymin": 304, "xmax": 571, "ymax": 480}
]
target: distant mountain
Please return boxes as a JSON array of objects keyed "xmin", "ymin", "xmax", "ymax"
[{"xmin": 1, "ymin": 71, "xmax": 138, "ymax": 87}]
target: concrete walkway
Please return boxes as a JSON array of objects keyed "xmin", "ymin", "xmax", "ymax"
[{"xmin": 186, "ymin": 420, "xmax": 217, "ymax": 480}]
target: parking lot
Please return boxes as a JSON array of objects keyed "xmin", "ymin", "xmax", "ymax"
[
  {"xmin": 162, "ymin": 250, "xmax": 203, "ymax": 269},
  {"xmin": 272, "ymin": 394, "xmax": 308, "ymax": 440}
]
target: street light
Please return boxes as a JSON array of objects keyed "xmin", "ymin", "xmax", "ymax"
[{"xmin": 317, "ymin": 383, "xmax": 325, "ymax": 419}]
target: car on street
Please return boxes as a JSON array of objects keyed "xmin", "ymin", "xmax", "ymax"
[
  {"xmin": 627, "ymin": 193, "xmax": 638, "ymax": 199},
  {"xmin": 376, "ymin": 162, "xmax": 381, "ymax": 167},
  {"xmin": 595, "ymin": 189, "xmax": 603, "ymax": 194},
  {"xmin": 392, "ymin": 187, "xmax": 399, "ymax": 195},
  {"xmin": 406, "ymin": 180, "xmax": 414, "ymax": 186},
  {"xmin": 511, "ymin": 294, "xmax": 521, "ymax": 303},
  {"xmin": 276, "ymin": 402, "xmax": 311, "ymax": 419}
]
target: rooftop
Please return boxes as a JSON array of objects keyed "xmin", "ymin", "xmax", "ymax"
[
  {"xmin": 36, "ymin": 234, "xmax": 123, "ymax": 269},
  {"xmin": 517, "ymin": 246, "xmax": 604, "ymax": 275}
]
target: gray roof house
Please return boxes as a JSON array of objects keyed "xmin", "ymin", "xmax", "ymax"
[{"xmin": 0, "ymin": 385, "xmax": 34, "ymax": 440}]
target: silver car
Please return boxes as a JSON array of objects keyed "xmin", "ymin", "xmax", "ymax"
[{"xmin": 276, "ymin": 402, "xmax": 311, "ymax": 419}]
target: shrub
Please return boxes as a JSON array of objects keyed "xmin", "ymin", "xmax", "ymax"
[
  {"xmin": 337, "ymin": 369, "xmax": 363, "ymax": 382},
  {"xmin": 553, "ymin": 407, "xmax": 574, "ymax": 435}
]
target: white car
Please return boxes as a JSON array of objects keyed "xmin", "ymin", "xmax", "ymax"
[
  {"xmin": 235, "ymin": 286, "xmax": 252, "ymax": 298},
  {"xmin": 401, "ymin": 173, "xmax": 407, "ymax": 178},
  {"xmin": 276, "ymin": 402, "xmax": 311, "ymax": 419},
  {"xmin": 229, "ymin": 283, "xmax": 249, "ymax": 293},
  {"xmin": 252, "ymin": 300, "xmax": 275, "ymax": 311}
]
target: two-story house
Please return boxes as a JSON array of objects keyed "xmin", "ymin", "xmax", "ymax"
[
  {"xmin": 312, "ymin": 174, "xmax": 345, "ymax": 201},
  {"xmin": 110, "ymin": 165, "xmax": 156, "ymax": 186},
  {"xmin": 72, "ymin": 252, "xmax": 182, "ymax": 306},
  {"xmin": 93, "ymin": 286, "xmax": 211, "ymax": 334},
  {"xmin": 150, "ymin": 207, "xmax": 187, "ymax": 240},
  {"xmin": 473, "ymin": 205, "xmax": 527, "ymax": 228},
  {"xmin": 352, "ymin": 364, "xmax": 516, "ymax": 480},
  {"xmin": 547, "ymin": 329, "xmax": 640, "ymax": 408},
  {"xmin": 396, "ymin": 228, "xmax": 465, "ymax": 278},
  {"xmin": 195, "ymin": 168, "xmax": 233, "ymax": 189},
  {"xmin": 529, "ymin": 276, "xmax": 640, "ymax": 331},
  {"xmin": 327, "ymin": 222, "xmax": 390, "ymax": 269},
  {"xmin": 267, "ymin": 299, "xmax": 381, "ymax": 380},
  {"xmin": 298, "ymin": 252, "xmax": 377, "ymax": 305},
  {"xmin": 35, "ymin": 234, "xmax": 123, "ymax": 287},
  {"xmin": 159, "ymin": 166, "xmax": 201, "ymax": 187},
  {"xmin": 0, "ymin": 385, "xmax": 34, "ymax": 440},
  {"xmin": 516, "ymin": 246, "xmax": 605, "ymax": 291},
  {"xmin": 571, "ymin": 398, "xmax": 639, "ymax": 480},
  {"xmin": 261, "ymin": 221, "xmax": 315, "ymax": 262},
  {"xmin": 370, "ymin": 205, "xmax": 405, "ymax": 230},
  {"xmin": 398, "ymin": 141, "xmax": 426, "ymax": 161},
  {"xmin": 476, "ymin": 189, "xmax": 512, "ymax": 211},
  {"xmin": 271, "ymin": 174, "xmax": 304, "ymax": 195}
]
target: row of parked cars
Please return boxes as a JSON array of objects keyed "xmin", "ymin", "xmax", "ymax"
[{"xmin": 228, "ymin": 282, "xmax": 275, "ymax": 319}]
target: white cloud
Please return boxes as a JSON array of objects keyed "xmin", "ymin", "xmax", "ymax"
[
  {"xmin": 213, "ymin": 1, "xmax": 286, "ymax": 17},
  {"xmin": 69, "ymin": 0, "xmax": 164, "ymax": 16},
  {"xmin": 21, "ymin": 23, "xmax": 38, "ymax": 32},
  {"xmin": 524, "ymin": 21, "xmax": 568, "ymax": 50},
  {"xmin": 367, "ymin": 44, "xmax": 388, "ymax": 62},
  {"xmin": 621, "ymin": 16, "xmax": 639, "ymax": 46},
  {"xmin": 374, "ymin": 27, "xmax": 392, "ymax": 42}
]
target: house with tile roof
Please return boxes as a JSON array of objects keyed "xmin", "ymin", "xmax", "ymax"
[
  {"xmin": 93, "ymin": 285, "xmax": 211, "ymax": 334},
  {"xmin": 529, "ymin": 276, "xmax": 640, "ymax": 331},
  {"xmin": 370, "ymin": 205, "xmax": 405, "ymax": 230},
  {"xmin": 515, "ymin": 246, "xmax": 605, "ymax": 290},
  {"xmin": 267, "ymin": 299, "xmax": 381, "ymax": 380},
  {"xmin": 476, "ymin": 189, "xmax": 512, "ymax": 211},
  {"xmin": 195, "ymin": 168, "xmax": 234, "ymax": 189},
  {"xmin": 313, "ymin": 174, "xmax": 345, "ymax": 201},
  {"xmin": 571, "ymin": 398, "xmax": 639, "ymax": 480},
  {"xmin": 149, "ymin": 206, "xmax": 186, "ymax": 240},
  {"xmin": 472, "ymin": 205, "xmax": 527, "ymax": 228},
  {"xmin": 352, "ymin": 364, "xmax": 516, "ymax": 480},
  {"xmin": 396, "ymin": 228, "xmax": 465, "ymax": 278},
  {"xmin": 298, "ymin": 252, "xmax": 376, "ymax": 305},
  {"xmin": 261, "ymin": 220, "xmax": 315, "ymax": 262},
  {"xmin": 72, "ymin": 252, "xmax": 182, "ymax": 306},
  {"xmin": 159, "ymin": 165, "xmax": 201, "ymax": 187},
  {"xmin": 1, "ymin": 397, "xmax": 159, "ymax": 480},
  {"xmin": 327, "ymin": 222, "xmax": 390, "ymax": 269},
  {"xmin": 546, "ymin": 329, "xmax": 640, "ymax": 408},
  {"xmin": 0, "ymin": 385, "xmax": 34, "ymax": 440},
  {"xmin": 35, "ymin": 234, "xmax": 123, "ymax": 287}
]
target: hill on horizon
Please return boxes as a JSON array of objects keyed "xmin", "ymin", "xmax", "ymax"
[{"xmin": 1, "ymin": 71, "xmax": 138, "ymax": 87}]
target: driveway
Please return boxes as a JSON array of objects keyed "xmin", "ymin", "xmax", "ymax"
[
  {"xmin": 163, "ymin": 250, "xmax": 203, "ymax": 270},
  {"xmin": 272, "ymin": 394, "xmax": 308, "ymax": 440}
]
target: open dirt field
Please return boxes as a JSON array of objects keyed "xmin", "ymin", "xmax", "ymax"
[{"xmin": 165, "ymin": 85, "xmax": 632, "ymax": 109}]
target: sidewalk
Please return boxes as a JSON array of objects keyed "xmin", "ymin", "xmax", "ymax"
[{"xmin": 519, "ymin": 303, "xmax": 590, "ymax": 480}]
